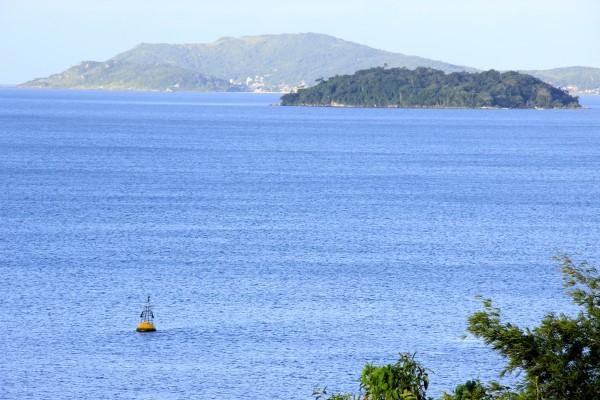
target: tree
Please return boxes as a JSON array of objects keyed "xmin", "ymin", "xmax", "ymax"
[
  {"xmin": 441, "ymin": 380, "xmax": 520, "ymax": 400},
  {"xmin": 360, "ymin": 353, "xmax": 431, "ymax": 400},
  {"xmin": 312, "ymin": 387, "xmax": 358, "ymax": 400},
  {"xmin": 467, "ymin": 256, "xmax": 600, "ymax": 400}
]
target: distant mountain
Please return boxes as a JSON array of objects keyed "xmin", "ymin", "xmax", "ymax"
[
  {"xmin": 23, "ymin": 60, "xmax": 234, "ymax": 92},
  {"xmin": 281, "ymin": 67, "xmax": 580, "ymax": 109},
  {"xmin": 22, "ymin": 33, "xmax": 473, "ymax": 92},
  {"xmin": 523, "ymin": 67, "xmax": 600, "ymax": 95},
  {"xmin": 20, "ymin": 33, "xmax": 600, "ymax": 94}
]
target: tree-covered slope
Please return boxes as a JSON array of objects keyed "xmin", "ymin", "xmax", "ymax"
[
  {"xmin": 280, "ymin": 67, "xmax": 580, "ymax": 109},
  {"xmin": 23, "ymin": 60, "xmax": 233, "ymax": 91}
]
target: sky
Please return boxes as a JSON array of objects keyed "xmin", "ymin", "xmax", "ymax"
[{"xmin": 1, "ymin": 0, "xmax": 599, "ymax": 84}]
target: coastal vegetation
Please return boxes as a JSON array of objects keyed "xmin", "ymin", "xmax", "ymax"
[
  {"xmin": 281, "ymin": 67, "xmax": 580, "ymax": 109},
  {"xmin": 315, "ymin": 256, "xmax": 600, "ymax": 400}
]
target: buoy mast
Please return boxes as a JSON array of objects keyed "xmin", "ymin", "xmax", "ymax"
[{"xmin": 136, "ymin": 295, "xmax": 156, "ymax": 332}]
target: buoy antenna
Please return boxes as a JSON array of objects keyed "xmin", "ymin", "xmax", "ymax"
[{"xmin": 136, "ymin": 295, "xmax": 156, "ymax": 332}]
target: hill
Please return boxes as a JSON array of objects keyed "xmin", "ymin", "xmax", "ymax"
[
  {"xmin": 524, "ymin": 66, "xmax": 600, "ymax": 95},
  {"xmin": 280, "ymin": 67, "xmax": 580, "ymax": 109},
  {"xmin": 21, "ymin": 33, "xmax": 472, "ymax": 92},
  {"xmin": 20, "ymin": 33, "xmax": 600, "ymax": 93},
  {"xmin": 23, "ymin": 60, "xmax": 235, "ymax": 91}
]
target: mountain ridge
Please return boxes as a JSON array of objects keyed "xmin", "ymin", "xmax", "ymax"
[
  {"xmin": 21, "ymin": 33, "xmax": 600, "ymax": 94},
  {"xmin": 20, "ymin": 33, "xmax": 477, "ymax": 92}
]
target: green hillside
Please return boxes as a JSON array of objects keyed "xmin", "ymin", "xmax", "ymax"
[
  {"xmin": 24, "ymin": 60, "xmax": 233, "ymax": 91},
  {"xmin": 524, "ymin": 66, "xmax": 600, "ymax": 94},
  {"xmin": 280, "ymin": 67, "xmax": 580, "ymax": 109},
  {"xmin": 21, "ymin": 33, "xmax": 472, "ymax": 91},
  {"xmin": 110, "ymin": 33, "xmax": 472, "ymax": 89}
]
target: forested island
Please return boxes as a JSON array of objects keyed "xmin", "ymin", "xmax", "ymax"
[{"xmin": 280, "ymin": 67, "xmax": 581, "ymax": 109}]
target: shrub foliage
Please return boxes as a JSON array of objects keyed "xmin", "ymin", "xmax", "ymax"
[{"xmin": 315, "ymin": 256, "xmax": 600, "ymax": 400}]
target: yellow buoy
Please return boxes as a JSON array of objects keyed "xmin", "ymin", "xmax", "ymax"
[
  {"xmin": 136, "ymin": 321, "xmax": 156, "ymax": 332},
  {"xmin": 136, "ymin": 295, "xmax": 156, "ymax": 332}
]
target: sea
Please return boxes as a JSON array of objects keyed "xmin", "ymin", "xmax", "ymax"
[{"xmin": 1, "ymin": 89, "xmax": 599, "ymax": 399}]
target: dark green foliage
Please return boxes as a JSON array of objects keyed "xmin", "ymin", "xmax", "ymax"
[
  {"xmin": 280, "ymin": 67, "xmax": 580, "ymax": 109},
  {"xmin": 360, "ymin": 353, "xmax": 431, "ymax": 400},
  {"xmin": 313, "ymin": 387, "xmax": 359, "ymax": 400},
  {"xmin": 328, "ymin": 395, "xmax": 357, "ymax": 400},
  {"xmin": 441, "ymin": 381, "xmax": 487, "ymax": 400},
  {"xmin": 441, "ymin": 381, "xmax": 520, "ymax": 400},
  {"xmin": 313, "ymin": 255, "xmax": 600, "ymax": 400},
  {"xmin": 467, "ymin": 255, "xmax": 600, "ymax": 400}
]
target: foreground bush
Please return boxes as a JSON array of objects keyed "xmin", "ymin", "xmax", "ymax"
[
  {"xmin": 468, "ymin": 255, "xmax": 600, "ymax": 399},
  {"xmin": 314, "ymin": 256, "xmax": 600, "ymax": 400},
  {"xmin": 441, "ymin": 380, "xmax": 520, "ymax": 400},
  {"xmin": 360, "ymin": 353, "xmax": 430, "ymax": 400}
]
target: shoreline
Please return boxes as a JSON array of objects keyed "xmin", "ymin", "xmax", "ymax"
[
  {"xmin": 9, "ymin": 85, "xmax": 286, "ymax": 95},
  {"xmin": 278, "ymin": 102, "xmax": 583, "ymax": 110}
]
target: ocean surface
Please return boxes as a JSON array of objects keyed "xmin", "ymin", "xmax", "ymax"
[{"xmin": 1, "ymin": 89, "xmax": 599, "ymax": 399}]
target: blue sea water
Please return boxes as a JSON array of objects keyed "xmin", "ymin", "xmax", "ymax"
[{"xmin": 1, "ymin": 89, "xmax": 599, "ymax": 399}]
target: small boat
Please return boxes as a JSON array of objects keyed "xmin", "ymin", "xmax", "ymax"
[{"xmin": 136, "ymin": 295, "xmax": 156, "ymax": 332}]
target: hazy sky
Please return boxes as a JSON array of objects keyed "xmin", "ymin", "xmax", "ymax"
[{"xmin": 1, "ymin": 0, "xmax": 599, "ymax": 84}]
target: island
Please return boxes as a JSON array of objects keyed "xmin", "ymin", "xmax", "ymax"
[{"xmin": 280, "ymin": 67, "xmax": 581, "ymax": 109}]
